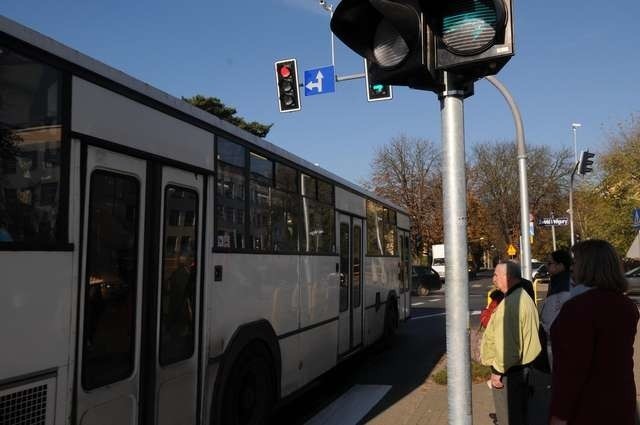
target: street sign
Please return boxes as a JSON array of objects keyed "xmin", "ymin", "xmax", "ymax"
[
  {"xmin": 633, "ymin": 208, "xmax": 640, "ymax": 229},
  {"xmin": 507, "ymin": 244, "xmax": 517, "ymax": 256},
  {"xmin": 537, "ymin": 217, "xmax": 569, "ymax": 227},
  {"xmin": 304, "ymin": 66, "xmax": 335, "ymax": 96}
]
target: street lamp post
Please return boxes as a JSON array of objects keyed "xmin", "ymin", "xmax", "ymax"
[{"xmin": 571, "ymin": 123, "xmax": 582, "ymax": 163}]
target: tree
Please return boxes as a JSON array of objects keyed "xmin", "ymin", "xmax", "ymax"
[
  {"xmin": 365, "ymin": 135, "xmax": 442, "ymax": 261},
  {"xmin": 575, "ymin": 115, "xmax": 640, "ymax": 254},
  {"xmin": 183, "ymin": 95, "xmax": 273, "ymax": 138},
  {"xmin": 470, "ymin": 141, "xmax": 573, "ymax": 259}
]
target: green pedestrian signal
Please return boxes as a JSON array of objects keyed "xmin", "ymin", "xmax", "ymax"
[{"xmin": 365, "ymin": 60, "xmax": 393, "ymax": 102}]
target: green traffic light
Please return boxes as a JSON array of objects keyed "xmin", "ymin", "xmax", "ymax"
[{"xmin": 371, "ymin": 84, "xmax": 385, "ymax": 94}]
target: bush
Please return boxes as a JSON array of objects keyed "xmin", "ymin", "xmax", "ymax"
[{"xmin": 431, "ymin": 360, "xmax": 492, "ymax": 385}]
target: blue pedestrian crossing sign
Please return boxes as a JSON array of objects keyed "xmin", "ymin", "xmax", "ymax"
[
  {"xmin": 633, "ymin": 208, "xmax": 640, "ymax": 229},
  {"xmin": 304, "ymin": 66, "xmax": 335, "ymax": 96}
]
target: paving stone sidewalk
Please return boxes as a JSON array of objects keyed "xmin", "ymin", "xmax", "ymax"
[{"xmin": 368, "ymin": 319, "xmax": 640, "ymax": 425}]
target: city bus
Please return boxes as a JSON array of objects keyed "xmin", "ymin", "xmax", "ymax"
[{"xmin": 0, "ymin": 15, "xmax": 411, "ymax": 425}]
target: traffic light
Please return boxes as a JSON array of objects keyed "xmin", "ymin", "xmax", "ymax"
[
  {"xmin": 330, "ymin": 0, "xmax": 442, "ymax": 92},
  {"xmin": 432, "ymin": 0, "xmax": 514, "ymax": 79},
  {"xmin": 365, "ymin": 59, "xmax": 393, "ymax": 101},
  {"xmin": 330, "ymin": 0, "xmax": 514, "ymax": 92},
  {"xmin": 275, "ymin": 59, "xmax": 301, "ymax": 113},
  {"xmin": 578, "ymin": 150, "xmax": 595, "ymax": 175}
]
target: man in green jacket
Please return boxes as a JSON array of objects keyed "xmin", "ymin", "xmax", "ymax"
[{"xmin": 481, "ymin": 262, "xmax": 541, "ymax": 425}]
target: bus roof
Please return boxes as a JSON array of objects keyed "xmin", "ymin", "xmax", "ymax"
[{"xmin": 0, "ymin": 14, "xmax": 407, "ymax": 215}]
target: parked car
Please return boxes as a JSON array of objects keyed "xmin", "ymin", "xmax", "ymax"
[
  {"xmin": 412, "ymin": 266, "xmax": 442, "ymax": 296},
  {"xmin": 531, "ymin": 262, "xmax": 550, "ymax": 283},
  {"xmin": 625, "ymin": 266, "xmax": 640, "ymax": 295}
]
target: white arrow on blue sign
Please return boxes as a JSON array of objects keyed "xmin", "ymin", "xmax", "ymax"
[{"xmin": 304, "ymin": 66, "xmax": 335, "ymax": 96}]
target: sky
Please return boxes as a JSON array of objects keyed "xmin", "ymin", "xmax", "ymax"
[{"xmin": 2, "ymin": 0, "xmax": 639, "ymax": 184}]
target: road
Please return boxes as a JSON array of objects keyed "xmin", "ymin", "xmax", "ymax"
[{"xmin": 271, "ymin": 271, "xmax": 501, "ymax": 425}]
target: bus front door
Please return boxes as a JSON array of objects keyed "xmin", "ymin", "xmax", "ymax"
[
  {"xmin": 337, "ymin": 213, "xmax": 363, "ymax": 356},
  {"xmin": 77, "ymin": 148, "xmax": 204, "ymax": 425},
  {"xmin": 76, "ymin": 147, "xmax": 147, "ymax": 425}
]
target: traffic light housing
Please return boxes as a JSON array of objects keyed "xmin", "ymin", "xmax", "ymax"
[
  {"xmin": 275, "ymin": 59, "xmax": 301, "ymax": 113},
  {"xmin": 432, "ymin": 0, "xmax": 514, "ymax": 79},
  {"xmin": 578, "ymin": 150, "xmax": 595, "ymax": 175},
  {"xmin": 365, "ymin": 59, "xmax": 393, "ymax": 101},
  {"xmin": 330, "ymin": 0, "xmax": 515, "ymax": 90},
  {"xmin": 330, "ymin": 0, "xmax": 442, "ymax": 92}
]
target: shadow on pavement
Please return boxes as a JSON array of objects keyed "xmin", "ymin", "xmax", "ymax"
[{"xmin": 269, "ymin": 305, "xmax": 446, "ymax": 425}]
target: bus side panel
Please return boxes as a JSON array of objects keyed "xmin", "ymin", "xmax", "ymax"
[
  {"xmin": 0, "ymin": 252, "xmax": 73, "ymax": 380},
  {"xmin": 71, "ymin": 77, "xmax": 214, "ymax": 171},
  {"xmin": 209, "ymin": 253, "xmax": 301, "ymax": 395},
  {"xmin": 299, "ymin": 255, "xmax": 339, "ymax": 385}
]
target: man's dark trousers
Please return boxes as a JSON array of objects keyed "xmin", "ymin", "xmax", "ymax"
[{"xmin": 492, "ymin": 367, "xmax": 529, "ymax": 425}]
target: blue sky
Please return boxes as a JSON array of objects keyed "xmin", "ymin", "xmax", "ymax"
[{"xmin": 2, "ymin": 0, "xmax": 639, "ymax": 184}]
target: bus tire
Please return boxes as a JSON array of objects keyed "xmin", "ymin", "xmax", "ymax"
[{"xmin": 219, "ymin": 341, "xmax": 276, "ymax": 425}]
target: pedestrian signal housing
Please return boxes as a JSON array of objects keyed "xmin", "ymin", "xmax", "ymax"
[{"xmin": 365, "ymin": 59, "xmax": 393, "ymax": 101}]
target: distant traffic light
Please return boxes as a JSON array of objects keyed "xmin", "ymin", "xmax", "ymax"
[
  {"xmin": 275, "ymin": 59, "xmax": 301, "ymax": 113},
  {"xmin": 578, "ymin": 150, "xmax": 595, "ymax": 175},
  {"xmin": 330, "ymin": 0, "xmax": 441, "ymax": 92},
  {"xmin": 433, "ymin": 0, "xmax": 515, "ymax": 79},
  {"xmin": 365, "ymin": 59, "xmax": 393, "ymax": 101}
]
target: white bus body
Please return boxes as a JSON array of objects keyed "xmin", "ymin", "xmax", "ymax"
[{"xmin": 0, "ymin": 15, "xmax": 412, "ymax": 425}]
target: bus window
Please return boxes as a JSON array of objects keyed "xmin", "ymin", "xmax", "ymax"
[
  {"xmin": 215, "ymin": 138, "xmax": 246, "ymax": 249},
  {"xmin": 82, "ymin": 171, "xmax": 140, "ymax": 390},
  {"xmin": 273, "ymin": 162, "xmax": 298, "ymax": 252},
  {"xmin": 159, "ymin": 186, "xmax": 198, "ymax": 365},
  {"xmin": 0, "ymin": 45, "xmax": 64, "ymax": 245},
  {"xmin": 250, "ymin": 152, "xmax": 273, "ymax": 251},
  {"xmin": 302, "ymin": 174, "xmax": 334, "ymax": 254}
]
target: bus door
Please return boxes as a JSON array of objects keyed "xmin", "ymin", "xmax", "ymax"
[
  {"xmin": 76, "ymin": 147, "xmax": 147, "ymax": 425},
  {"xmin": 153, "ymin": 166, "xmax": 203, "ymax": 425},
  {"xmin": 77, "ymin": 148, "xmax": 204, "ymax": 425},
  {"xmin": 398, "ymin": 231, "xmax": 411, "ymax": 320},
  {"xmin": 337, "ymin": 213, "xmax": 363, "ymax": 356}
]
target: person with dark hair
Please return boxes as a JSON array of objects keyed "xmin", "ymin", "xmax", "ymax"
[
  {"xmin": 549, "ymin": 240, "xmax": 639, "ymax": 425},
  {"xmin": 540, "ymin": 249, "xmax": 572, "ymax": 367},
  {"xmin": 480, "ymin": 261, "xmax": 541, "ymax": 425}
]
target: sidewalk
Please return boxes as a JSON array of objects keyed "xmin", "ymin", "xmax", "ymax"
[{"xmin": 368, "ymin": 319, "xmax": 640, "ymax": 425}]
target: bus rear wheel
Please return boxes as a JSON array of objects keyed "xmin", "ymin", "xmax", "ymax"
[{"xmin": 220, "ymin": 342, "xmax": 276, "ymax": 425}]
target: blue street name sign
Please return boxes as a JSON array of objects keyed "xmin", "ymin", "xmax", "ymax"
[
  {"xmin": 633, "ymin": 208, "xmax": 640, "ymax": 229},
  {"xmin": 304, "ymin": 66, "xmax": 335, "ymax": 96}
]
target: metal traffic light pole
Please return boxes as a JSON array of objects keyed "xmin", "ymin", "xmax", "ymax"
[
  {"xmin": 485, "ymin": 76, "xmax": 532, "ymax": 281},
  {"xmin": 440, "ymin": 72, "xmax": 473, "ymax": 425}
]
